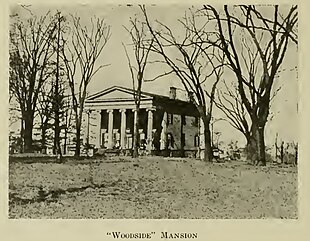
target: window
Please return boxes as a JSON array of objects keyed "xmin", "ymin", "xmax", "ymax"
[
  {"xmin": 167, "ymin": 113, "xmax": 173, "ymax": 124},
  {"xmin": 167, "ymin": 133, "xmax": 174, "ymax": 148},
  {"xmin": 194, "ymin": 134, "xmax": 199, "ymax": 147},
  {"xmin": 192, "ymin": 117, "xmax": 199, "ymax": 127}
]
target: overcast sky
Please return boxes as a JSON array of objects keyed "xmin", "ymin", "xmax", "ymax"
[{"xmin": 10, "ymin": 4, "xmax": 298, "ymax": 147}]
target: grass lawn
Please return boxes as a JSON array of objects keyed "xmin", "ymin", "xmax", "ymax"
[{"xmin": 9, "ymin": 156, "xmax": 298, "ymax": 219}]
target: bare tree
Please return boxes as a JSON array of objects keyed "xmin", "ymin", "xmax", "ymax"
[
  {"xmin": 215, "ymin": 80, "xmax": 251, "ymax": 144},
  {"xmin": 141, "ymin": 6, "xmax": 224, "ymax": 162},
  {"xmin": 122, "ymin": 16, "xmax": 154, "ymax": 158},
  {"xmin": 215, "ymin": 76, "xmax": 282, "ymax": 162},
  {"xmin": 36, "ymin": 81, "xmax": 54, "ymax": 151},
  {"xmin": 9, "ymin": 11, "xmax": 58, "ymax": 152},
  {"xmin": 203, "ymin": 5, "xmax": 297, "ymax": 165},
  {"xmin": 61, "ymin": 15, "xmax": 111, "ymax": 156},
  {"xmin": 51, "ymin": 11, "xmax": 66, "ymax": 157},
  {"xmin": 61, "ymin": 95, "xmax": 73, "ymax": 155}
]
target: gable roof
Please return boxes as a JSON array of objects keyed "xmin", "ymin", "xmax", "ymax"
[
  {"xmin": 86, "ymin": 85, "xmax": 157, "ymax": 102},
  {"xmin": 86, "ymin": 85, "xmax": 181, "ymax": 103},
  {"xmin": 86, "ymin": 85, "xmax": 200, "ymax": 116}
]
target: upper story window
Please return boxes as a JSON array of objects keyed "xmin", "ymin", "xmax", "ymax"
[{"xmin": 192, "ymin": 117, "xmax": 199, "ymax": 127}]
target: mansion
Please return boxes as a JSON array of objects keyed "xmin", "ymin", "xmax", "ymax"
[{"xmin": 83, "ymin": 86, "xmax": 204, "ymax": 157}]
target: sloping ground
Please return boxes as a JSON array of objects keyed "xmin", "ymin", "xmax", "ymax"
[{"xmin": 8, "ymin": 157, "xmax": 297, "ymax": 219}]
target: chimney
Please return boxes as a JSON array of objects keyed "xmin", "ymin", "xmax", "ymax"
[{"xmin": 169, "ymin": 87, "xmax": 176, "ymax": 99}]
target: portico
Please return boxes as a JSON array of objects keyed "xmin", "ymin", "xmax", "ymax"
[
  {"xmin": 90, "ymin": 108, "xmax": 155, "ymax": 151},
  {"xmin": 84, "ymin": 86, "xmax": 200, "ymax": 157}
]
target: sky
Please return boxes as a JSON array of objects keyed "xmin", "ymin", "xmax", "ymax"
[{"xmin": 10, "ymin": 4, "xmax": 298, "ymax": 147}]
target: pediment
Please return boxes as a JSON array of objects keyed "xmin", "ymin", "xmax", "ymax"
[{"xmin": 87, "ymin": 86, "xmax": 152, "ymax": 102}]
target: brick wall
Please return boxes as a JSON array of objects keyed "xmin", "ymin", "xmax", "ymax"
[
  {"xmin": 165, "ymin": 114, "xmax": 199, "ymax": 151},
  {"xmin": 183, "ymin": 116, "xmax": 199, "ymax": 150}
]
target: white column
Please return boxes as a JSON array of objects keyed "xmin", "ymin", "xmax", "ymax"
[
  {"xmin": 199, "ymin": 117, "xmax": 205, "ymax": 148},
  {"xmin": 199, "ymin": 117, "xmax": 205, "ymax": 159},
  {"xmin": 132, "ymin": 109, "xmax": 137, "ymax": 124},
  {"xmin": 132, "ymin": 109, "xmax": 137, "ymax": 133},
  {"xmin": 98, "ymin": 110, "xmax": 102, "ymax": 148},
  {"xmin": 84, "ymin": 110, "xmax": 91, "ymax": 145},
  {"xmin": 119, "ymin": 109, "xmax": 127, "ymax": 149},
  {"xmin": 132, "ymin": 109, "xmax": 138, "ymax": 150},
  {"xmin": 160, "ymin": 112, "xmax": 167, "ymax": 150},
  {"xmin": 107, "ymin": 109, "xmax": 114, "ymax": 149},
  {"xmin": 146, "ymin": 108, "xmax": 154, "ymax": 151}
]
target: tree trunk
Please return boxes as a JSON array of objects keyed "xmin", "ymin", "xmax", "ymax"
[
  {"xmin": 246, "ymin": 121, "xmax": 266, "ymax": 166},
  {"xmin": 63, "ymin": 103, "xmax": 71, "ymax": 156},
  {"xmin": 63, "ymin": 128, "xmax": 68, "ymax": 155},
  {"xmin": 132, "ymin": 107, "xmax": 139, "ymax": 158},
  {"xmin": 295, "ymin": 144, "xmax": 298, "ymax": 165},
  {"xmin": 23, "ymin": 112, "xmax": 34, "ymax": 153},
  {"xmin": 203, "ymin": 121, "xmax": 213, "ymax": 162},
  {"xmin": 54, "ymin": 117, "xmax": 62, "ymax": 158},
  {"xmin": 245, "ymin": 135, "xmax": 256, "ymax": 164},
  {"xmin": 54, "ymin": 116, "xmax": 60, "ymax": 154},
  {"xmin": 256, "ymin": 125, "xmax": 266, "ymax": 166},
  {"xmin": 56, "ymin": 136, "xmax": 62, "ymax": 159},
  {"xmin": 280, "ymin": 141, "xmax": 284, "ymax": 163},
  {"xmin": 201, "ymin": 114, "xmax": 213, "ymax": 162},
  {"xmin": 41, "ymin": 124, "xmax": 47, "ymax": 151},
  {"xmin": 20, "ymin": 119, "xmax": 24, "ymax": 153},
  {"xmin": 54, "ymin": 13, "xmax": 62, "ymax": 158},
  {"xmin": 75, "ymin": 117, "xmax": 81, "ymax": 157}
]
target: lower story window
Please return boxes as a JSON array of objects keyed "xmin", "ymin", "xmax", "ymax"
[{"xmin": 194, "ymin": 134, "xmax": 199, "ymax": 147}]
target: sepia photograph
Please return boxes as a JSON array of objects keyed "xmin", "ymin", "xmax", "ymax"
[{"xmin": 8, "ymin": 3, "xmax": 299, "ymax": 220}]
